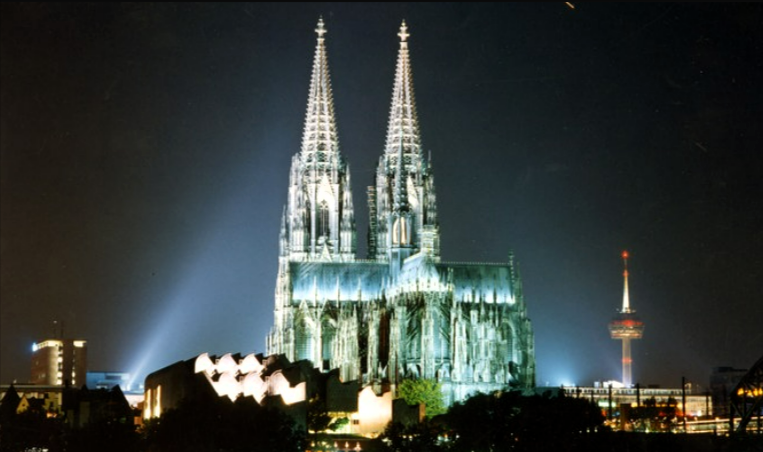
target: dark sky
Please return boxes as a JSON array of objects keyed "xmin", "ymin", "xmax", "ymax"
[{"xmin": 2, "ymin": 3, "xmax": 762, "ymax": 390}]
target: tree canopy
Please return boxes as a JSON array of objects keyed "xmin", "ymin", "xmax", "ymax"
[
  {"xmin": 141, "ymin": 392, "xmax": 304, "ymax": 452},
  {"xmin": 444, "ymin": 390, "xmax": 605, "ymax": 452},
  {"xmin": 397, "ymin": 379, "xmax": 446, "ymax": 418}
]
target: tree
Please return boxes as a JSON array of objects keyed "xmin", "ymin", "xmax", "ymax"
[
  {"xmin": 378, "ymin": 419, "xmax": 445, "ymax": 452},
  {"xmin": 65, "ymin": 417, "xmax": 138, "ymax": 452},
  {"xmin": 397, "ymin": 379, "xmax": 446, "ymax": 418},
  {"xmin": 141, "ymin": 393, "xmax": 304, "ymax": 452},
  {"xmin": 444, "ymin": 390, "xmax": 605, "ymax": 452},
  {"xmin": 307, "ymin": 395, "xmax": 348, "ymax": 433},
  {"xmin": 0, "ymin": 408, "xmax": 63, "ymax": 452}
]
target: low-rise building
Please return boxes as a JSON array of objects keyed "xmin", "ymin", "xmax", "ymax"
[{"xmin": 144, "ymin": 352, "xmax": 424, "ymax": 437}]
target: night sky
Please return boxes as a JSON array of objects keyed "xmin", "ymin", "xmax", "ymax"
[{"xmin": 2, "ymin": 3, "xmax": 762, "ymax": 390}]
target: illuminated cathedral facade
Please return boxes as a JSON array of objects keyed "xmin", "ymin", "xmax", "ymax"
[{"xmin": 267, "ymin": 20, "xmax": 535, "ymax": 405}]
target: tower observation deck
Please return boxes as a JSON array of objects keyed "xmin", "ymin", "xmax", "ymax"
[{"xmin": 608, "ymin": 250, "xmax": 645, "ymax": 387}]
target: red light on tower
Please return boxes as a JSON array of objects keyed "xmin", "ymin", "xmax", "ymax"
[{"xmin": 622, "ymin": 250, "xmax": 629, "ymax": 259}]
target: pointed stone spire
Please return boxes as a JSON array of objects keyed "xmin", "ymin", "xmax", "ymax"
[
  {"xmin": 370, "ymin": 21, "xmax": 439, "ymax": 261},
  {"xmin": 301, "ymin": 17, "xmax": 340, "ymax": 166},
  {"xmin": 384, "ymin": 21, "xmax": 422, "ymax": 169}
]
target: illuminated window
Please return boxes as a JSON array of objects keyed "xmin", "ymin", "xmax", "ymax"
[
  {"xmin": 154, "ymin": 385, "xmax": 162, "ymax": 418},
  {"xmin": 35, "ymin": 340, "xmax": 62, "ymax": 350},
  {"xmin": 392, "ymin": 217, "xmax": 409, "ymax": 245},
  {"xmin": 144, "ymin": 389, "xmax": 152, "ymax": 419}
]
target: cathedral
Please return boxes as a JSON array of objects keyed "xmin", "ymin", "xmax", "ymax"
[{"xmin": 266, "ymin": 19, "xmax": 535, "ymax": 405}]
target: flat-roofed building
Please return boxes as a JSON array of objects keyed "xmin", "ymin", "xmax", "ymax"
[{"xmin": 31, "ymin": 339, "xmax": 87, "ymax": 387}]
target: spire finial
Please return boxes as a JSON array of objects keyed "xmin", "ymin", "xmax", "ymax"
[
  {"xmin": 398, "ymin": 21, "xmax": 410, "ymax": 45},
  {"xmin": 316, "ymin": 17, "xmax": 327, "ymax": 41}
]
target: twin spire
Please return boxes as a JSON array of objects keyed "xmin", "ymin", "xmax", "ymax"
[
  {"xmin": 389, "ymin": 21, "xmax": 418, "ymax": 215},
  {"xmin": 385, "ymin": 21, "xmax": 422, "ymax": 169},
  {"xmin": 295, "ymin": 19, "xmax": 434, "ymax": 261},
  {"xmin": 300, "ymin": 17, "xmax": 340, "ymax": 166},
  {"xmin": 300, "ymin": 19, "xmax": 422, "ymax": 170}
]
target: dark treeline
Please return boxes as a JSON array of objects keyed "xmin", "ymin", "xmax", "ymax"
[
  {"xmin": 0, "ymin": 386, "xmax": 302, "ymax": 452},
  {"xmin": 2, "ymin": 388, "xmax": 760, "ymax": 452},
  {"xmin": 368, "ymin": 390, "xmax": 762, "ymax": 452}
]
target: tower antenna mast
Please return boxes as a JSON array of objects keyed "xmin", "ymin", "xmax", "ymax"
[{"xmin": 608, "ymin": 250, "xmax": 645, "ymax": 387}]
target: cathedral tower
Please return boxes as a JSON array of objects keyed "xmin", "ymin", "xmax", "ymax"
[
  {"xmin": 282, "ymin": 18, "xmax": 356, "ymax": 264},
  {"xmin": 269, "ymin": 19, "xmax": 356, "ymax": 364},
  {"xmin": 368, "ymin": 21, "xmax": 440, "ymax": 263}
]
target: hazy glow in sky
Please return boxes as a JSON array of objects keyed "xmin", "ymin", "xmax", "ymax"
[{"xmin": 2, "ymin": 3, "xmax": 762, "ymax": 389}]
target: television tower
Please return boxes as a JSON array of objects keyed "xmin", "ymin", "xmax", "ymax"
[{"xmin": 608, "ymin": 250, "xmax": 645, "ymax": 387}]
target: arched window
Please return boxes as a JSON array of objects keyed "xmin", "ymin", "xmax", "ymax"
[
  {"xmin": 317, "ymin": 201, "xmax": 330, "ymax": 239},
  {"xmin": 296, "ymin": 316, "xmax": 314, "ymax": 362},
  {"xmin": 392, "ymin": 216, "xmax": 409, "ymax": 245},
  {"xmin": 321, "ymin": 320, "xmax": 335, "ymax": 370}
]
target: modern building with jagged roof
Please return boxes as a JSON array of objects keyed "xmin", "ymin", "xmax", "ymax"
[{"xmin": 266, "ymin": 19, "xmax": 535, "ymax": 406}]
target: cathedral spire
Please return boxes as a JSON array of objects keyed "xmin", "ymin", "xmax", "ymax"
[
  {"xmin": 369, "ymin": 21, "xmax": 439, "ymax": 260},
  {"xmin": 301, "ymin": 17, "xmax": 340, "ymax": 166},
  {"xmin": 384, "ymin": 21, "xmax": 422, "ymax": 167},
  {"xmin": 281, "ymin": 18, "xmax": 356, "ymax": 263}
]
